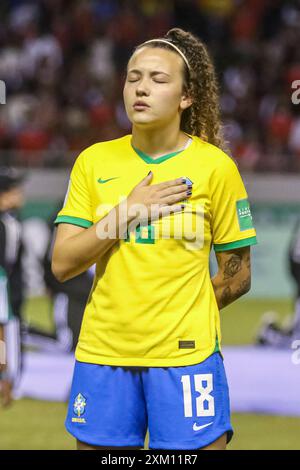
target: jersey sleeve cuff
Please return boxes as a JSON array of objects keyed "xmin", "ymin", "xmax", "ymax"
[
  {"xmin": 213, "ymin": 235, "xmax": 257, "ymax": 252},
  {"xmin": 54, "ymin": 215, "xmax": 93, "ymax": 228}
]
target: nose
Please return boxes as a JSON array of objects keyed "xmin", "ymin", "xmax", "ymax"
[{"xmin": 135, "ymin": 77, "xmax": 150, "ymax": 96}]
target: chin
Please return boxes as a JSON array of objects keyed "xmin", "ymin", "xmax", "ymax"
[
  {"xmin": 132, "ymin": 120, "xmax": 156, "ymax": 129},
  {"xmin": 132, "ymin": 119, "xmax": 157, "ymax": 127}
]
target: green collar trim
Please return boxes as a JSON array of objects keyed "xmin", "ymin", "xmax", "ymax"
[
  {"xmin": 131, "ymin": 134, "xmax": 193, "ymax": 164},
  {"xmin": 132, "ymin": 146, "xmax": 182, "ymax": 164}
]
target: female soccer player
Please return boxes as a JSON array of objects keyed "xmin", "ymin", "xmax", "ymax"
[{"xmin": 52, "ymin": 28, "xmax": 257, "ymax": 450}]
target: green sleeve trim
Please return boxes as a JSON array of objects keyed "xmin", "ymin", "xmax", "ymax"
[
  {"xmin": 54, "ymin": 215, "xmax": 93, "ymax": 228},
  {"xmin": 214, "ymin": 235, "xmax": 257, "ymax": 252}
]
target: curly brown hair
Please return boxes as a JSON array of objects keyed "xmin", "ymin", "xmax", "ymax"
[{"xmin": 133, "ymin": 28, "xmax": 227, "ymax": 152}]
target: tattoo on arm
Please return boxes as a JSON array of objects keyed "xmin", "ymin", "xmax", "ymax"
[
  {"xmin": 219, "ymin": 274, "xmax": 251, "ymax": 308},
  {"xmin": 223, "ymin": 253, "xmax": 242, "ymax": 280},
  {"xmin": 236, "ymin": 275, "xmax": 251, "ymax": 296},
  {"xmin": 214, "ymin": 247, "xmax": 252, "ymax": 308},
  {"xmin": 246, "ymin": 253, "xmax": 250, "ymax": 270},
  {"xmin": 220, "ymin": 286, "xmax": 232, "ymax": 308}
]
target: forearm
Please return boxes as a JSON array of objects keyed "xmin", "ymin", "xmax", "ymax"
[
  {"xmin": 52, "ymin": 202, "xmax": 135, "ymax": 282},
  {"xmin": 211, "ymin": 272, "xmax": 251, "ymax": 309},
  {"xmin": 211, "ymin": 247, "xmax": 251, "ymax": 309}
]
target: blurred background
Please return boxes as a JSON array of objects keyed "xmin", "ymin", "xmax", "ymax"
[{"xmin": 0, "ymin": 0, "xmax": 300, "ymax": 450}]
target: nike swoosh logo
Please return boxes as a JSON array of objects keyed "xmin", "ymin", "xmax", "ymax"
[
  {"xmin": 97, "ymin": 177, "xmax": 119, "ymax": 184},
  {"xmin": 193, "ymin": 421, "xmax": 214, "ymax": 431}
]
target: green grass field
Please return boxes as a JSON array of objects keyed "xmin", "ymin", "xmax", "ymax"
[{"xmin": 0, "ymin": 295, "xmax": 299, "ymax": 450}]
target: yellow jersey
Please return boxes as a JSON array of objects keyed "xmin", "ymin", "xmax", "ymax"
[{"xmin": 55, "ymin": 133, "xmax": 257, "ymax": 367}]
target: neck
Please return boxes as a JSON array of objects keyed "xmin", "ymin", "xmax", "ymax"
[{"xmin": 131, "ymin": 123, "xmax": 190, "ymax": 159}]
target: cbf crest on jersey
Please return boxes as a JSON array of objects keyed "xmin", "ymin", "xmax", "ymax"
[{"xmin": 73, "ymin": 393, "xmax": 86, "ymax": 417}]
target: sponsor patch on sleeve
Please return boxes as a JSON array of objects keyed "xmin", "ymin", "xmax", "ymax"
[{"xmin": 236, "ymin": 199, "xmax": 254, "ymax": 231}]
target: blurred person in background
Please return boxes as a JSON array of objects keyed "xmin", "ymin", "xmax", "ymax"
[
  {"xmin": 0, "ymin": 168, "xmax": 25, "ymax": 407},
  {"xmin": 257, "ymin": 218, "xmax": 300, "ymax": 348},
  {"xmin": 22, "ymin": 204, "xmax": 94, "ymax": 353}
]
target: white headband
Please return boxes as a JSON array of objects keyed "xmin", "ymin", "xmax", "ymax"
[{"xmin": 139, "ymin": 39, "xmax": 191, "ymax": 72}]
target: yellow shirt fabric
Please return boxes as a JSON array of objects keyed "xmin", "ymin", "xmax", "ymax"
[{"xmin": 55, "ymin": 133, "xmax": 257, "ymax": 367}]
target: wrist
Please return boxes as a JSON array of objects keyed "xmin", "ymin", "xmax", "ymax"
[{"xmin": 118, "ymin": 199, "xmax": 137, "ymax": 225}]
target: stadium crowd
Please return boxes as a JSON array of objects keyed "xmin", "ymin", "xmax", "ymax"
[{"xmin": 0, "ymin": 0, "xmax": 299, "ymax": 171}]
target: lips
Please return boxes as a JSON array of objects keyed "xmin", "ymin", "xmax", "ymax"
[{"xmin": 133, "ymin": 101, "xmax": 150, "ymax": 109}]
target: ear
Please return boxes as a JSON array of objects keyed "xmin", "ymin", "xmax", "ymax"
[{"xmin": 180, "ymin": 93, "xmax": 193, "ymax": 111}]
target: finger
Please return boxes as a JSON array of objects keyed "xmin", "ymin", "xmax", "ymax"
[
  {"xmin": 160, "ymin": 190, "xmax": 191, "ymax": 205},
  {"xmin": 135, "ymin": 170, "xmax": 153, "ymax": 187},
  {"xmin": 154, "ymin": 177, "xmax": 186, "ymax": 191},
  {"xmin": 159, "ymin": 183, "xmax": 192, "ymax": 198},
  {"xmin": 159, "ymin": 204, "xmax": 185, "ymax": 218}
]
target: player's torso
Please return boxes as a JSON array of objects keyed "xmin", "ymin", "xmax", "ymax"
[
  {"xmin": 76, "ymin": 135, "xmax": 223, "ymax": 365},
  {"xmin": 86, "ymin": 135, "xmax": 215, "ymax": 255}
]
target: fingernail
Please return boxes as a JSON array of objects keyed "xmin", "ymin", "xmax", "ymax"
[
  {"xmin": 148, "ymin": 171, "xmax": 152, "ymax": 175},
  {"xmin": 186, "ymin": 190, "xmax": 192, "ymax": 196},
  {"xmin": 181, "ymin": 204, "xmax": 185, "ymax": 209},
  {"xmin": 182, "ymin": 177, "xmax": 186, "ymax": 183}
]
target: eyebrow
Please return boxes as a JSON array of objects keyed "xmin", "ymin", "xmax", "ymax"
[{"xmin": 127, "ymin": 69, "xmax": 171, "ymax": 77}]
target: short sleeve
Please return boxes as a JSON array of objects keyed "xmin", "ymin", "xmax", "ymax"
[
  {"xmin": 54, "ymin": 151, "xmax": 93, "ymax": 229},
  {"xmin": 210, "ymin": 156, "xmax": 257, "ymax": 252}
]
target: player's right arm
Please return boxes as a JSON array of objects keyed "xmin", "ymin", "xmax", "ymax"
[
  {"xmin": 52, "ymin": 171, "xmax": 191, "ymax": 282},
  {"xmin": 52, "ymin": 204, "xmax": 131, "ymax": 282}
]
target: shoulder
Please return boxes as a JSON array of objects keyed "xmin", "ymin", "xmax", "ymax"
[
  {"xmin": 192, "ymin": 136, "xmax": 238, "ymax": 174},
  {"xmin": 76, "ymin": 135, "xmax": 131, "ymax": 168}
]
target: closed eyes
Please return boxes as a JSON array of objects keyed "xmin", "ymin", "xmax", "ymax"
[{"xmin": 127, "ymin": 78, "xmax": 167, "ymax": 83}]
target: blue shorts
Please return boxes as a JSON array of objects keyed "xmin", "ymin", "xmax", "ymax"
[{"xmin": 65, "ymin": 352, "xmax": 233, "ymax": 450}]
